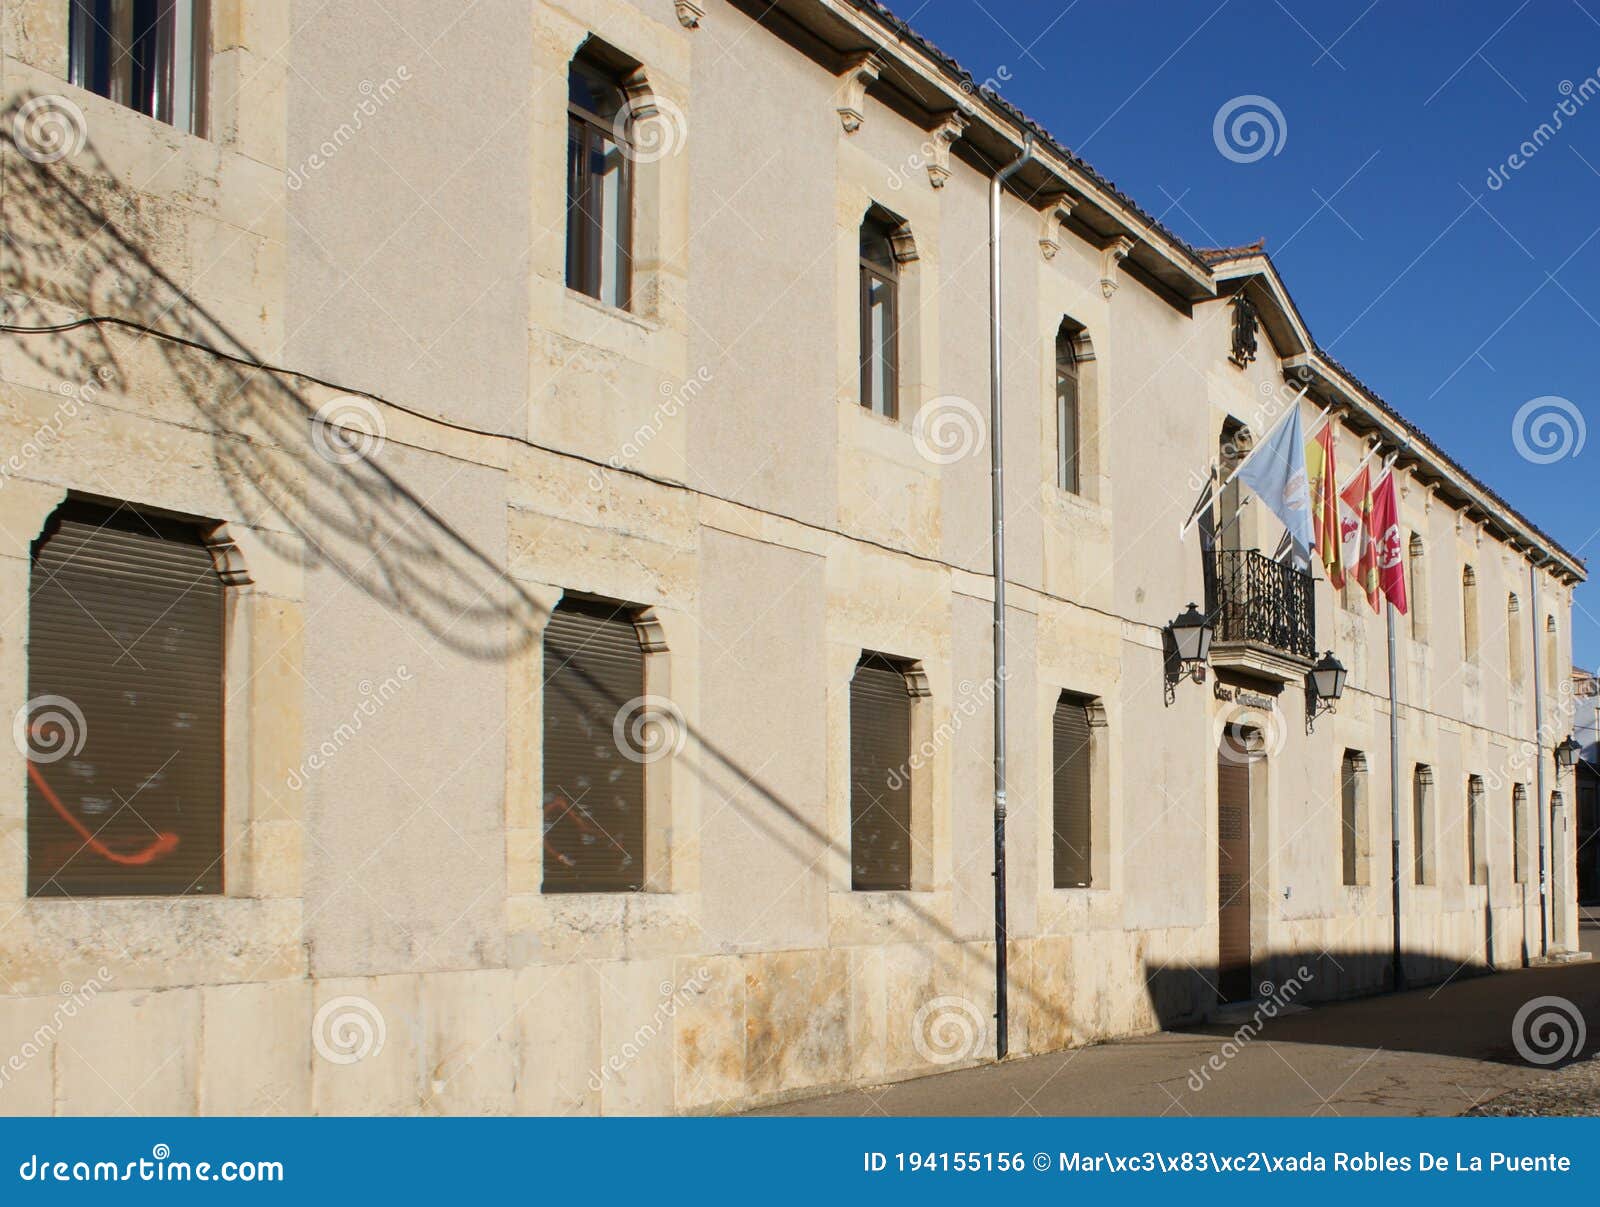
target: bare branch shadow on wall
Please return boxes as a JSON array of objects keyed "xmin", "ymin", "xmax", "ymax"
[
  {"xmin": 0, "ymin": 94, "xmax": 542, "ymax": 660},
  {"xmin": 0, "ymin": 95, "xmax": 1052, "ymax": 1054}
]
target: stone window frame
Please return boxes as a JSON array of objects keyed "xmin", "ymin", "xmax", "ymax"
[
  {"xmin": 1050, "ymin": 319, "xmax": 1101, "ymax": 503},
  {"xmin": 1467, "ymin": 773, "xmax": 1489, "ymax": 887},
  {"xmin": 1340, "ymin": 748, "xmax": 1371, "ymax": 888},
  {"xmin": 1461, "ymin": 564, "xmax": 1480, "ymax": 664},
  {"xmin": 1408, "ymin": 533, "xmax": 1428, "ymax": 642},
  {"xmin": 537, "ymin": 18, "xmax": 688, "ymax": 333},
  {"xmin": 525, "ymin": 587, "xmax": 678, "ymax": 897},
  {"xmin": 833, "ymin": 145, "xmax": 939, "ymax": 431},
  {"xmin": 2, "ymin": 484, "xmax": 303, "ymax": 907},
  {"xmin": 844, "ymin": 649, "xmax": 934, "ymax": 893},
  {"xmin": 1507, "ymin": 592, "xmax": 1525, "ymax": 691},
  {"xmin": 1412, "ymin": 763, "xmax": 1436, "ymax": 887},
  {"xmin": 1042, "ymin": 690, "xmax": 1109, "ymax": 892}
]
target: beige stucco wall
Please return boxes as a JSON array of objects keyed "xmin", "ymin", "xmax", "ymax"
[{"xmin": 0, "ymin": 0, "xmax": 1584, "ymax": 1116}]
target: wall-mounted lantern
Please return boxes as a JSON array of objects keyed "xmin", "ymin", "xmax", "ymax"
[
  {"xmin": 1164, "ymin": 603, "xmax": 1214, "ymax": 703},
  {"xmin": 1555, "ymin": 735, "xmax": 1582, "ymax": 771},
  {"xmin": 1304, "ymin": 649, "xmax": 1347, "ymax": 733}
]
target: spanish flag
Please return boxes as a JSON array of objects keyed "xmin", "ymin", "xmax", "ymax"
[{"xmin": 1305, "ymin": 424, "xmax": 1343, "ymax": 589}]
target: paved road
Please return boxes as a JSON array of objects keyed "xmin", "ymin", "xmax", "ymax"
[{"xmin": 759, "ymin": 922, "xmax": 1600, "ymax": 1117}]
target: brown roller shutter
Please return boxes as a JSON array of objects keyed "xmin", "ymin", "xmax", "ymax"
[
  {"xmin": 850, "ymin": 653, "xmax": 911, "ymax": 891},
  {"xmin": 1052, "ymin": 694, "xmax": 1092, "ymax": 888},
  {"xmin": 1217, "ymin": 728, "xmax": 1253, "ymax": 1002},
  {"xmin": 1341, "ymin": 751, "xmax": 1360, "ymax": 886},
  {"xmin": 541, "ymin": 599, "xmax": 645, "ymax": 892},
  {"xmin": 26, "ymin": 500, "xmax": 225, "ymax": 897}
]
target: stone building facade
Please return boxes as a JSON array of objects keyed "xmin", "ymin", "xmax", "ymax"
[{"xmin": 0, "ymin": 0, "xmax": 1586, "ymax": 1114}]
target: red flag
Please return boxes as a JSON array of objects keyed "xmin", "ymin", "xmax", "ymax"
[
  {"xmin": 1371, "ymin": 470, "xmax": 1407, "ymax": 614},
  {"xmin": 1306, "ymin": 425, "xmax": 1344, "ymax": 588},
  {"xmin": 1339, "ymin": 466, "xmax": 1379, "ymax": 613}
]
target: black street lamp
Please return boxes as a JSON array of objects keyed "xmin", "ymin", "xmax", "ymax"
[
  {"xmin": 1555, "ymin": 735, "xmax": 1582, "ymax": 771},
  {"xmin": 1164, "ymin": 603, "xmax": 1214, "ymax": 703},
  {"xmin": 1305, "ymin": 649, "xmax": 1347, "ymax": 733}
]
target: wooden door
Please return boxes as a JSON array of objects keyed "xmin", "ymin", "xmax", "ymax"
[{"xmin": 1217, "ymin": 728, "xmax": 1254, "ymax": 1002}]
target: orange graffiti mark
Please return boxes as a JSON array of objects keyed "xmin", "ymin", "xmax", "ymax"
[{"xmin": 26, "ymin": 761, "xmax": 180, "ymax": 866}]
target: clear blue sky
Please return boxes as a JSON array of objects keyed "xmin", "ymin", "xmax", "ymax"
[{"xmin": 902, "ymin": 0, "xmax": 1600, "ymax": 670}]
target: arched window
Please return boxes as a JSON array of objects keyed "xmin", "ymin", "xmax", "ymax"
[
  {"xmin": 859, "ymin": 210, "xmax": 902, "ymax": 418},
  {"xmin": 542, "ymin": 596, "xmax": 652, "ymax": 892},
  {"xmin": 1461, "ymin": 565, "xmax": 1479, "ymax": 662},
  {"xmin": 1055, "ymin": 321, "xmax": 1081, "ymax": 494},
  {"xmin": 566, "ymin": 43, "xmax": 634, "ymax": 309},
  {"xmin": 1507, "ymin": 593, "xmax": 1524, "ymax": 687},
  {"xmin": 1408, "ymin": 534, "xmax": 1427, "ymax": 641},
  {"xmin": 24, "ymin": 498, "xmax": 228, "ymax": 896}
]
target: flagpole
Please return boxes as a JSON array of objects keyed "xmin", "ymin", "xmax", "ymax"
[
  {"xmin": 1387, "ymin": 600, "xmax": 1405, "ymax": 991},
  {"xmin": 1338, "ymin": 439, "xmax": 1383, "ymax": 494}
]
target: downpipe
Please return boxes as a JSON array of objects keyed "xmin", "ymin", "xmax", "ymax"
[
  {"xmin": 1530, "ymin": 553, "xmax": 1551, "ymax": 959},
  {"xmin": 990, "ymin": 131, "xmax": 1034, "ymax": 1061}
]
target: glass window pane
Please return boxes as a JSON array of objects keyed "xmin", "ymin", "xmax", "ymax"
[
  {"xmin": 595, "ymin": 133, "xmax": 628, "ymax": 308},
  {"xmin": 865, "ymin": 276, "xmax": 894, "ymax": 415}
]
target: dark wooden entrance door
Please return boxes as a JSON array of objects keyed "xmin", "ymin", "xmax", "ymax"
[{"xmin": 1217, "ymin": 726, "xmax": 1254, "ymax": 1003}]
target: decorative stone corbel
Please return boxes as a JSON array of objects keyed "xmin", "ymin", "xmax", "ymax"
[
  {"xmin": 1038, "ymin": 192, "xmax": 1075, "ymax": 261},
  {"xmin": 619, "ymin": 68, "xmax": 658, "ymax": 122},
  {"xmin": 673, "ymin": 0, "xmax": 704, "ymax": 28},
  {"xmin": 887, "ymin": 224, "xmax": 919, "ymax": 264},
  {"xmin": 632, "ymin": 609, "xmax": 669, "ymax": 653},
  {"xmin": 201, "ymin": 524, "xmax": 254, "ymax": 586},
  {"xmin": 1098, "ymin": 235, "xmax": 1135, "ymax": 298},
  {"xmin": 926, "ymin": 112, "xmax": 967, "ymax": 188},
  {"xmin": 835, "ymin": 52, "xmax": 883, "ymax": 134},
  {"xmin": 903, "ymin": 666, "xmax": 932, "ymax": 698}
]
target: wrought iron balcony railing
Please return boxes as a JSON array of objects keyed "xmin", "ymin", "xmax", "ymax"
[{"xmin": 1209, "ymin": 548, "xmax": 1316, "ymax": 662}]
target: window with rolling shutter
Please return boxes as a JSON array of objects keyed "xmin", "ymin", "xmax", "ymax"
[
  {"xmin": 1513, "ymin": 783, "xmax": 1529, "ymax": 884},
  {"xmin": 541, "ymin": 597, "xmax": 646, "ymax": 893},
  {"xmin": 1467, "ymin": 774, "xmax": 1487, "ymax": 885},
  {"xmin": 850, "ymin": 652, "xmax": 912, "ymax": 891},
  {"xmin": 1052, "ymin": 693, "xmax": 1093, "ymax": 888},
  {"xmin": 1340, "ymin": 749, "xmax": 1368, "ymax": 887},
  {"xmin": 25, "ymin": 499, "xmax": 226, "ymax": 897},
  {"xmin": 1413, "ymin": 764, "xmax": 1434, "ymax": 885}
]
